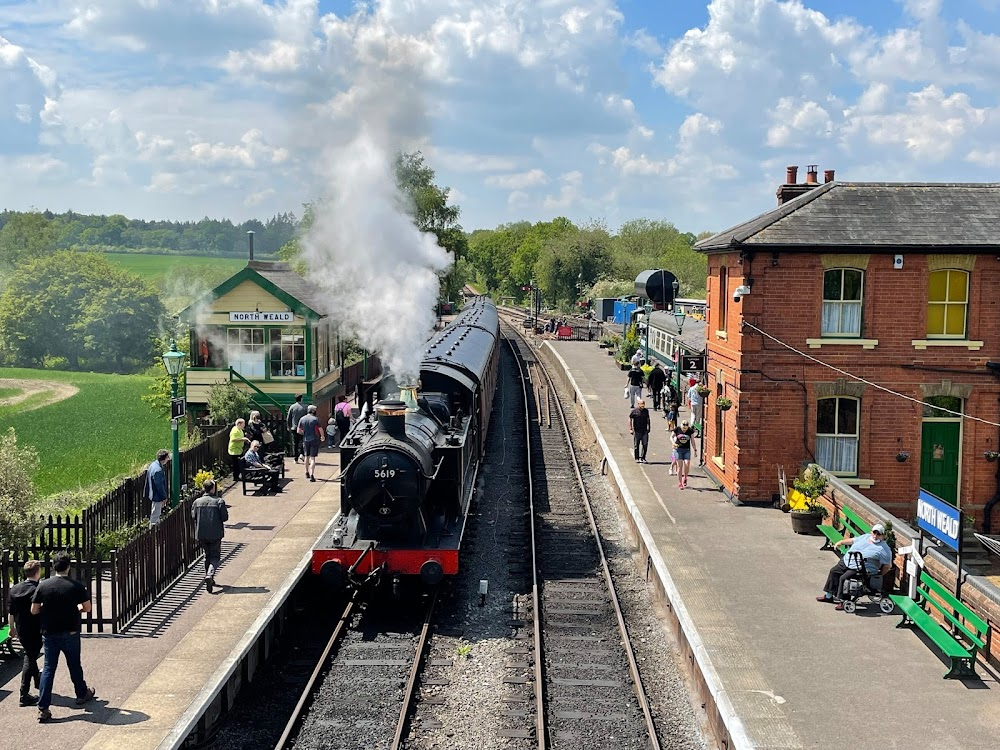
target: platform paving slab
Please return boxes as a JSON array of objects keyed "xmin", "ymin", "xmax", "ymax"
[
  {"xmin": 0, "ymin": 450, "xmax": 340, "ymax": 750},
  {"xmin": 547, "ymin": 339, "xmax": 1000, "ymax": 750}
]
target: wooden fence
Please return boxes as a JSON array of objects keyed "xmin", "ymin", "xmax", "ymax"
[
  {"xmin": 2, "ymin": 499, "xmax": 199, "ymax": 634},
  {"xmin": 0, "ymin": 549, "xmax": 114, "ymax": 633}
]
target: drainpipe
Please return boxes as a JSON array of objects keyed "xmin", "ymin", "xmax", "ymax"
[{"xmin": 983, "ymin": 363, "xmax": 1000, "ymax": 533}]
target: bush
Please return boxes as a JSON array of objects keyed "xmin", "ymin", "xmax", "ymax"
[
  {"xmin": 0, "ymin": 427, "xmax": 45, "ymax": 550},
  {"xmin": 193, "ymin": 469, "xmax": 214, "ymax": 490},
  {"xmin": 207, "ymin": 382, "xmax": 252, "ymax": 426},
  {"xmin": 618, "ymin": 324, "xmax": 641, "ymax": 363},
  {"xmin": 94, "ymin": 521, "xmax": 146, "ymax": 560}
]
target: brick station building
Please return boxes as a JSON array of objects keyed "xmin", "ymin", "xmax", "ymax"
[{"xmin": 695, "ymin": 166, "xmax": 1000, "ymax": 532}]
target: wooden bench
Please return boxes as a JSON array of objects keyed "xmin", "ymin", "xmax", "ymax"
[
  {"xmin": 818, "ymin": 504, "xmax": 871, "ymax": 550},
  {"xmin": 242, "ymin": 456, "xmax": 285, "ymax": 495},
  {"xmin": 0, "ymin": 624, "xmax": 15, "ymax": 657},
  {"xmin": 889, "ymin": 571, "xmax": 988, "ymax": 679}
]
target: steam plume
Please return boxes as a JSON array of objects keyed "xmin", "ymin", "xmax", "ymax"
[{"xmin": 299, "ymin": 14, "xmax": 451, "ymax": 382}]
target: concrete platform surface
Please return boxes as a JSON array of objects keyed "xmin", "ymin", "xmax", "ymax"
[
  {"xmin": 547, "ymin": 339, "xmax": 1000, "ymax": 750},
  {"xmin": 0, "ymin": 450, "xmax": 339, "ymax": 750}
]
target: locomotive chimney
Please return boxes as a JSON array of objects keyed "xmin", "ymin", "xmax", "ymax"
[{"xmin": 376, "ymin": 400, "xmax": 407, "ymax": 439}]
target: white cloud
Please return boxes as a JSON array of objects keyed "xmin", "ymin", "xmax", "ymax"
[
  {"xmin": 543, "ymin": 170, "xmax": 583, "ymax": 209},
  {"xmin": 485, "ymin": 169, "xmax": 549, "ymax": 189}
]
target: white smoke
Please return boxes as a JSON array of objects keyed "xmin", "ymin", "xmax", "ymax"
[{"xmin": 298, "ymin": 12, "xmax": 452, "ymax": 381}]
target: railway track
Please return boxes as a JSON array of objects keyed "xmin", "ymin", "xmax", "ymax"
[
  {"xmin": 502, "ymin": 321, "xmax": 661, "ymax": 750},
  {"xmin": 275, "ymin": 590, "xmax": 437, "ymax": 750}
]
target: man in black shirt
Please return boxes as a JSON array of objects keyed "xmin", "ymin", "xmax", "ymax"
[
  {"xmin": 647, "ymin": 363, "xmax": 667, "ymax": 412},
  {"xmin": 629, "ymin": 399, "xmax": 651, "ymax": 463},
  {"xmin": 7, "ymin": 559, "xmax": 42, "ymax": 706},
  {"xmin": 30, "ymin": 551, "xmax": 96, "ymax": 722}
]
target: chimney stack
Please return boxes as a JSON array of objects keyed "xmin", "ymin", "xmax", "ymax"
[
  {"xmin": 776, "ymin": 164, "xmax": 832, "ymax": 205},
  {"xmin": 247, "ymin": 230, "xmax": 255, "ymax": 262}
]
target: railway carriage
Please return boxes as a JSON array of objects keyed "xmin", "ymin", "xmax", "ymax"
[{"xmin": 311, "ymin": 298, "xmax": 500, "ymax": 590}]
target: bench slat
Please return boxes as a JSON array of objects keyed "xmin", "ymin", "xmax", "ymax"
[
  {"xmin": 890, "ymin": 595, "xmax": 972, "ymax": 659},
  {"xmin": 818, "ymin": 525, "xmax": 843, "ymax": 545},
  {"xmin": 840, "ymin": 505, "xmax": 871, "ymax": 535}
]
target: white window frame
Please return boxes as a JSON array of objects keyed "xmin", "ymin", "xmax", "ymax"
[
  {"xmin": 815, "ymin": 396, "xmax": 860, "ymax": 476},
  {"xmin": 821, "ymin": 268, "xmax": 863, "ymax": 337}
]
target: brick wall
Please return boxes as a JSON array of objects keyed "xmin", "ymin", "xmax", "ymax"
[{"xmin": 704, "ymin": 250, "xmax": 1000, "ymax": 526}]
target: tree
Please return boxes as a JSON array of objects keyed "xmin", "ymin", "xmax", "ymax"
[
  {"xmin": 142, "ymin": 329, "xmax": 190, "ymax": 415},
  {"xmin": 0, "ymin": 428, "xmax": 44, "ymax": 551},
  {"xmin": 207, "ymin": 382, "xmax": 252, "ymax": 426},
  {"xmin": 0, "ymin": 212, "xmax": 57, "ymax": 272},
  {"xmin": 394, "ymin": 152, "xmax": 468, "ymax": 301},
  {"xmin": 0, "ymin": 252, "xmax": 164, "ymax": 371},
  {"xmin": 534, "ymin": 224, "xmax": 611, "ymax": 305}
]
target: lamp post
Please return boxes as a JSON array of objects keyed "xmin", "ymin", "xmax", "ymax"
[
  {"xmin": 671, "ymin": 280, "xmax": 686, "ymax": 394},
  {"xmin": 161, "ymin": 339, "xmax": 187, "ymax": 508}
]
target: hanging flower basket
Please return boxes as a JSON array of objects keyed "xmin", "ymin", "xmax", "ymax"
[
  {"xmin": 696, "ymin": 385, "xmax": 711, "ymax": 397},
  {"xmin": 716, "ymin": 397, "xmax": 733, "ymax": 411},
  {"xmin": 895, "ymin": 451, "xmax": 909, "ymax": 463},
  {"xmin": 985, "ymin": 451, "xmax": 1000, "ymax": 463}
]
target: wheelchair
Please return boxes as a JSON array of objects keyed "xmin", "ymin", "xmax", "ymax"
[{"xmin": 840, "ymin": 552, "xmax": 895, "ymax": 614}]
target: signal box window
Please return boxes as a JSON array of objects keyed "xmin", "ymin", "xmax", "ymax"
[
  {"xmin": 927, "ymin": 269, "xmax": 968, "ymax": 338},
  {"xmin": 815, "ymin": 397, "xmax": 859, "ymax": 475},
  {"xmin": 270, "ymin": 328, "xmax": 306, "ymax": 378},
  {"xmin": 822, "ymin": 269, "xmax": 863, "ymax": 336},
  {"xmin": 227, "ymin": 328, "xmax": 265, "ymax": 378}
]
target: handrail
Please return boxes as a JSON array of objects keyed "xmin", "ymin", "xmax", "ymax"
[{"xmin": 228, "ymin": 367, "xmax": 287, "ymax": 415}]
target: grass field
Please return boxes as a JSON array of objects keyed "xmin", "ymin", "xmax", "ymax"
[
  {"xmin": 102, "ymin": 253, "xmax": 246, "ymax": 285},
  {"xmin": 0, "ymin": 368, "xmax": 169, "ymax": 496}
]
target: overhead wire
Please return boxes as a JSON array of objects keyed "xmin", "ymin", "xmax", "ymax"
[{"xmin": 741, "ymin": 320, "xmax": 1000, "ymax": 428}]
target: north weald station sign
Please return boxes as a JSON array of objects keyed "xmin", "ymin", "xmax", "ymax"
[
  {"xmin": 229, "ymin": 311, "xmax": 295, "ymax": 323},
  {"xmin": 916, "ymin": 489, "xmax": 962, "ymax": 551}
]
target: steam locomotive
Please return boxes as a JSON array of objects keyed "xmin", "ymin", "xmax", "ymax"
[{"xmin": 311, "ymin": 297, "xmax": 500, "ymax": 589}]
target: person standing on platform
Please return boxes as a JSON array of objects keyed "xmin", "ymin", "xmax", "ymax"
[
  {"xmin": 31, "ymin": 552, "xmax": 96, "ymax": 723},
  {"xmin": 192, "ymin": 479, "xmax": 229, "ymax": 593},
  {"xmin": 672, "ymin": 420, "xmax": 697, "ymax": 489},
  {"xmin": 326, "ymin": 417, "xmax": 337, "ymax": 448},
  {"xmin": 228, "ymin": 418, "xmax": 248, "ymax": 483},
  {"xmin": 629, "ymin": 399, "xmax": 651, "ymax": 463},
  {"xmin": 630, "ymin": 349, "xmax": 644, "ymax": 368},
  {"xmin": 246, "ymin": 410, "xmax": 266, "ymax": 454},
  {"xmin": 297, "ymin": 405, "xmax": 323, "ymax": 481},
  {"xmin": 647, "ymin": 363, "xmax": 667, "ymax": 412},
  {"xmin": 334, "ymin": 394, "xmax": 352, "ymax": 443},
  {"xmin": 686, "ymin": 378, "xmax": 704, "ymax": 429},
  {"xmin": 626, "ymin": 363, "xmax": 645, "ymax": 408},
  {"xmin": 7, "ymin": 560, "xmax": 42, "ymax": 707},
  {"xmin": 145, "ymin": 449, "xmax": 169, "ymax": 526},
  {"xmin": 287, "ymin": 393, "xmax": 307, "ymax": 464}
]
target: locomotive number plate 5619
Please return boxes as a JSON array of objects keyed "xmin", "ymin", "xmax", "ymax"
[{"xmin": 374, "ymin": 469, "xmax": 398, "ymax": 479}]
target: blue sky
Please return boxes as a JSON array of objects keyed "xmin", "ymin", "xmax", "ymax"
[{"xmin": 3, "ymin": 0, "xmax": 1000, "ymax": 236}]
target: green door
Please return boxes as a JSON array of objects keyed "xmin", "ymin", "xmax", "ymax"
[{"xmin": 920, "ymin": 421, "xmax": 961, "ymax": 507}]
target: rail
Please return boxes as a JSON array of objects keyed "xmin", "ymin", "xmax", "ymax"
[{"xmin": 228, "ymin": 367, "xmax": 287, "ymax": 414}]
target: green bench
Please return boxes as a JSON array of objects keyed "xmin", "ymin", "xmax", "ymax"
[
  {"xmin": 0, "ymin": 624, "xmax": 15, "ymax": 657},
  {"xmin": 818, "ymin": 505, "xmax": 871, "ymax": 550},
  {"xmin": 889, "ymin": 571, "xmax": 988, "ymax": 679}
]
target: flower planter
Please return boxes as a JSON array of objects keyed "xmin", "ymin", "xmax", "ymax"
[
  {"xmin": 718, "ymin": 403, "xmax": 732, "ymax": 411},
  {"xmin": 790, "ymin": 510, "xmax": 824, "ymax": 535}
]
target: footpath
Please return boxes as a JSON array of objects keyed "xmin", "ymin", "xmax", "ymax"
[
  {"xmin": 0, "ymin": 449, "xmax": 339, "ymax": 750},
  {"xmin": 546, "ymin": 339, "xmax": 999, "ymax": 750}
]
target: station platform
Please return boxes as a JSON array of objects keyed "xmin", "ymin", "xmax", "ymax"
[
  {"xmin": 0, "ymin": 449, "xmax": 339, "ymax": 750},
  {"xmin": 544, "ymin": 339, "xmax": 1000, "ymax": 750}
]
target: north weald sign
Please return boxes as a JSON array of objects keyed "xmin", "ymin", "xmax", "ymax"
[
  {"xmin": 916, "ymin": 488, "xmax": 962, "ymax": 551},
  {"xmin": 229, "ymin": 311, "xmax": 294, "ymax": 323}
]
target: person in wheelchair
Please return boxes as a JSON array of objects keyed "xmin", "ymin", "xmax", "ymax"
[{"xmin": 817, "ymin": 523, "xmax": 892, "ymax": 611}]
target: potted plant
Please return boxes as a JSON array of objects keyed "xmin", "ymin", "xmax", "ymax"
[
  {"xmin": 716, "ymin": 396, "xmax": 733, "ymax": 411},
  {"xmin": 985, "ymin": 451, "xmax": 999, "ymax": 463},
  {"xmin": 895, "ymin": 451, "xmax": 909, "ymax": 462},
  {"xmin": 789, "ymin": 464, "xmax": 829, "ymax": 535},
  {"xmin": 696, "ymin": 384, "xmax": 711, "ymax": 397}
]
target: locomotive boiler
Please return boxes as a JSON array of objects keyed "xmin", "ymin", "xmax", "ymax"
[{"xmin": 311, "ymin": 297, "xmax": 499, "ymax": 589}]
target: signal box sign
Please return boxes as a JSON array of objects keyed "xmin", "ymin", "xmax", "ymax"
[
  {"xmin": 171, "ymin": 397, "xmax": 186, "ymax": 421},
  {"xmin": 681, "ymin": 355, "xmax": 706, "ymax": 372}
]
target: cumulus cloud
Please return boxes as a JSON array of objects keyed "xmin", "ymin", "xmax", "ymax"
[{"xmin": 485, "ymin": 169, "xmax": 549, "ymax": 189}]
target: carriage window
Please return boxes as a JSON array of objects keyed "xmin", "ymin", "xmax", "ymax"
[{"xmin": 815, "ymin": 397, "xmax": 859, "ymax": 475}]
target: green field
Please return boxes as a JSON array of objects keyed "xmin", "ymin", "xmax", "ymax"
[
  {"xmin": 102, "ymin": 253, "xmax": 246, "ymax": 285},
  {"xmin": 0, "ymin": 368, "xmax": 170, "ymax": 496}
]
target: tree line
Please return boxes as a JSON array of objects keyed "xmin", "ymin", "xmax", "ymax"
[
  {"xmin": 0, "ymin": 209, "xmax": 296, "ymax": 259},
  {"xmin": 466, "ymin": 218, "xmax": 710, "ymax": 310}
]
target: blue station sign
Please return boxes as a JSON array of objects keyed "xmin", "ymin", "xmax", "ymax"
[{"xmin": 916, "ymin": 489, "xmax": 962, "ymax": 551}]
